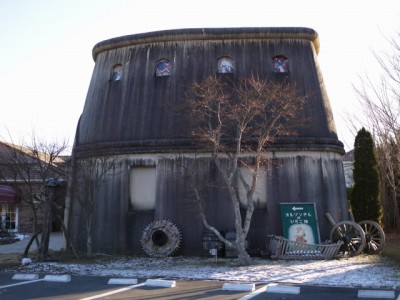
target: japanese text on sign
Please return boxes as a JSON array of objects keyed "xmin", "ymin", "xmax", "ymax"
[{"xmin": 280, "ymin": 203, "xmax": 321, "ymax": 244}]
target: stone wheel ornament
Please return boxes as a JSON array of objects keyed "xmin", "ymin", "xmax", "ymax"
[{"xmin": 141, "ymin": 220, "xmax": 182, "ymax": 257}]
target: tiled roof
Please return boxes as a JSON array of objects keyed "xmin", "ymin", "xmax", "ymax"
[
  {"xmin": 0, "ymin": 142, "xmax": 68, "ymax": 182},
  {"xmin": 343, "ymin": 149, "xmax": 354, "ymax": 162}
]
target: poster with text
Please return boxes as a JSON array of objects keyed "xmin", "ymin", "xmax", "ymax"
[{"xmin": 280, "ymin": 203, "xmax": 320, "ymax": 244}]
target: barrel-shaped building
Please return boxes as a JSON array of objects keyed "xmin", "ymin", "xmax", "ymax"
[{"xmin": 68, "ymin": 27, "xmax": 348, "ymax": 256}]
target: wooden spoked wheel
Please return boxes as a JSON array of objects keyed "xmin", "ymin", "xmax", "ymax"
[
  {"xmin": 358, "ymin": 220, "xmax": 385, "ymax": 254},
  {"xmin": 330, "ymin": 221, "xmax": 366, "ymax": 256}
]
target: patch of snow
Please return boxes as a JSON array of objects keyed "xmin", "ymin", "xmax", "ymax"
[
  {"xmin": 7, "ymin": 255, "xmax": 400, "ymax": 289},
  {"xmin": 15, "ymin": 234, "xmax": 27, "ymax": 241},
  {"xmin": 21, "ymin": 258, "xmax": 32, "ymax": 265}
]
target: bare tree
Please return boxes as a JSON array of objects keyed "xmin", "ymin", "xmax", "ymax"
[
  {"xmin": 0, "ymin": 135, "xmax": 70, "ymax": 260},
  {"xmin": 353, "ymin": 31, "xmax": 400, "ymax": 231},
  {"xmin": 75, "ymin": 152, "xmax": 121, "ymax": 257},
  {"xmin": 182, "ymin": 75, "xmax": 306, "ymax": 265}
]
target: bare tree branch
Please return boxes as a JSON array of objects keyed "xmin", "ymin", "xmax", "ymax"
[
  {"xmin": 352, "ymin": 31, "xmax": 400, "ymax": 231},
  {"xmin": 182, "ymin": 74, "xmax": 307, "ymax": 265},
  {"xmin": 0, "ymin": 134, "xmax": 69, "ymax": 261},
  {"xmin": 75, "ymin": 150, "xmax": 121, "ymax": 257}
]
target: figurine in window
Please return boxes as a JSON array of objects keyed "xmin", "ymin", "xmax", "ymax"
[
  {"xmin": 156, "ymin": 60, "xmax": 171, "ymax": 76},
  {"xmin": 273, "ymin": 56, "xmax": 289, "ymax": 73},
  {"xmin": 218, "ymin": 58, "xmax": 234, "ymax": 74},
  {"xmin": 112, "ymin": 65, "xmax": 123, "ymax": 81}
]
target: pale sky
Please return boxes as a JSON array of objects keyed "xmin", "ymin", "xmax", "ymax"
[{"xmin": 0, "ymin": 0, "xmax": 399, "ymax": 153}]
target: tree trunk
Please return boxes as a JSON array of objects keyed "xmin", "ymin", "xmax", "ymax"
[
  {"xmin": 37, "ymin": 189, "xmax": 54, "ymax": 261},
  {"xmin": 86, "ymin": 220, "xmax": 93, "ymax": 257},
  {"xmin": 53, "ymin": 208, "xmax": 79, "ymax": 259},
  {"xmin": 236, "ymin": 238, "xmax": 251, "ymax": 266},
  {"xmin": 31, "ymin": 205, "xmax": 40, "ymax": 248},
  {"xmin": 23, "ymin": 231, "xmax": 41, "ymax": 258}
]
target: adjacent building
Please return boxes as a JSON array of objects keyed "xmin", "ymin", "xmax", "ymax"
[{"xmin": 0, "ymin": 142, "xmax": 67, "ymax": 233}]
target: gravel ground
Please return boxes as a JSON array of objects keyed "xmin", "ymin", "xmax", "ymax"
[{"xmin": 2, "ymin": 254, "xmax": 400, "ymax": 289}]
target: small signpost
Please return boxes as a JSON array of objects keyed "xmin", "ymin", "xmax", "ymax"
[{"xmin": 280, "ymin": 203, "xmax": 320, "ymax": 244}]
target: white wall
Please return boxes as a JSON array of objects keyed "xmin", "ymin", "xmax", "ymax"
[{"xmin": 129, "ymin": 167, "xmax": 157, "ymax": 210}]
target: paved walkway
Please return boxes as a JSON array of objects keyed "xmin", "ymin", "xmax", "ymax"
[{"xmin": 0, "ymin": 232, "xmax": 64, "ymax": 254}]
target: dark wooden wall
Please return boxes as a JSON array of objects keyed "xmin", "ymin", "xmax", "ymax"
[
  {"xmin": 75, "ymin": 28, "xmax": 341, "ymax": 153},
  {"xmin": 69, "ymin": 28, "xmax": 348, "ymax": 256}
]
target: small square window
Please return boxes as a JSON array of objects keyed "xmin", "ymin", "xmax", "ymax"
[
  {"xmin": 112, "ymin": 64, "xmax": 123, "ymax": 81},
  {"xmin": 272, "ymin": 55, "xmax": 289, "ymax": 73},
  {"xmin": 156, "ymin": 59, "xmax": 172, "ymax": 76},
  {"xmin": 218, "ymin": 57, "xmax": 234, "ymax": 74}
]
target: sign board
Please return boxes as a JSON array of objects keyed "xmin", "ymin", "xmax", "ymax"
[{"xmin": 280, "ymin": 203, "xmax": 320, "ymax": 244}]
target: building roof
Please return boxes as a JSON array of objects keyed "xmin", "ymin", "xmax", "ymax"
[
  {"xmin": 92, "ymin": 27, "xmax": 320, "ymax": 61},
  {"xmin": 75, "ymin": 27, "xmax": 343, "ymax": 155},
  {"xmin": 0, "ymin": 142, "xmax": 68, "ymax": 183},
  {"xmin": 343, "ymin": 149, "xmax": 354, "ymax": 162}
]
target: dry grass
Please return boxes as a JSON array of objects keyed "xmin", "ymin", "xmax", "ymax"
[
  {"xmin": 382, "ymin": 233, "xmax": 400, "ymax": 263},
  {"xmin": 0, "ymin": 253, "xmax": 21, "ymax": 268}
]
